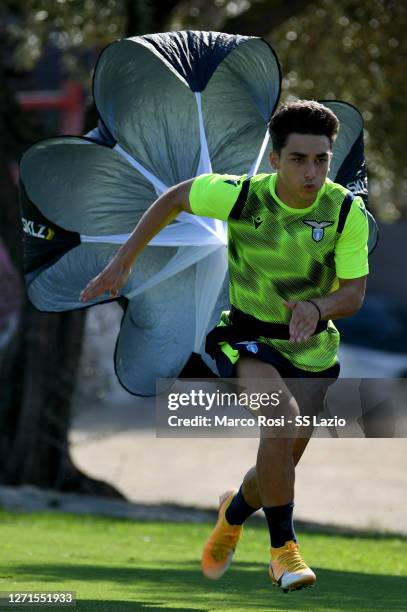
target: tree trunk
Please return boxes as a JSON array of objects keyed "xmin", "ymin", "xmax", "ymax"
[
  {"xmin": 3, "ymin": 302, "xmax": 122, "ymax": 496},
  {"xmin": 0, "ymin": 48, "xmax": 123, "ymax": 498}
]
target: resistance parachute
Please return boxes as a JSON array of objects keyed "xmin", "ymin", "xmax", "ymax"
[
  {"xmin": 20, "ymin": 31, "xmax": 281, "ymax": 395},
  {"xmin": 19, "ymin": 31, "xmax": 374, "ymax": 395}
]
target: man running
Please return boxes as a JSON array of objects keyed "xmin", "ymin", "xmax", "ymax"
[{"xmin": 80, "ymin": 100, "xmax": 369, "ymax": 592}]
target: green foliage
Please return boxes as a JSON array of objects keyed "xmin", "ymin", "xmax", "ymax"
[{"xmin": 3, "ymin": 0, "xmax": 126, "ymax": 83}]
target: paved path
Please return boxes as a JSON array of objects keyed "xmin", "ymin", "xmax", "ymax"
[{"xmin": 71, "ymin": 391, "xmax": 407, "ymax": 535}]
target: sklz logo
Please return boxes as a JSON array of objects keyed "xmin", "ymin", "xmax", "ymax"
[
  {"xmin": 346, "ymin": 179, "xmax": 366, "ymax": 194},
  {"xmin": 22, "ymin": 218, "xmax": 55, "ymax": 240},
  {"xmin": 303, "ymin": 220, "xmax": 333, "ymax": 242}
]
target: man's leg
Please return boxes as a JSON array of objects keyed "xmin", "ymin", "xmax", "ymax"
[
  {"xmin": 237, "ymin": 356, "xmax": 315, "ymax": 590},
  {"xmin": 202, "ymin": 355, "xmax": 315, "ymax": 590},
  {"xmin": 227, "ymin": 357, "xmax": 312, "ymax": 523},
  {"xmin": 237, "ymin": 437, "xmax": 312, "ymax": 510}
]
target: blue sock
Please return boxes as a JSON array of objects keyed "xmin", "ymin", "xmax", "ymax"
[
  {"xmin": 263, "ymin": 503, "xmax": 296, "ymax": 548},
  {"xmin": 225, "ymin": 486, "xmax": 257, "ymax": 525}
]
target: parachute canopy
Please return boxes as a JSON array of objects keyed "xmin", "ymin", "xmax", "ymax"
[{"xmin": 20, "ymin": 31, "xmax": 281, "ymax": 395}]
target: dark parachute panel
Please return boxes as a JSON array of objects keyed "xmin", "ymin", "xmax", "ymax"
[{"xmin": 323, "ymin": 100, "xmax": 378, "ymax": 254}]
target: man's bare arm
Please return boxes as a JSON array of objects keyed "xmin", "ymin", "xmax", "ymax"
[
  {"xmin": 285, "ymin": 276, "xmax": 367, "ymax": 343},
  {"xmin": 80, "ymin": 179, "xmax": 194, "ymax": 302},
  {"xmin": 311, "ymin": 276, "xmax": 366, "ymax": 319}
]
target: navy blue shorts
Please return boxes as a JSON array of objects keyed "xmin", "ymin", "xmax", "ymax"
[{"xmin": 216, "ymin": 341, "xmax": 340, "ymax": 417}]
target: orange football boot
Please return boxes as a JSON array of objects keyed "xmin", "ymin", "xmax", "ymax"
[
  {"xmin": 269, "ymin": 540, "xmax": 316, "ymax": 592},
  {"xmin": 201, "ymin": 489, "xmax": 243, "ymax": 579}
]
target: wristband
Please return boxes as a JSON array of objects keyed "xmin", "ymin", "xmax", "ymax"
[{"xmin": 306, "ymin": 299, "xmax": 322, "ymax": 321}]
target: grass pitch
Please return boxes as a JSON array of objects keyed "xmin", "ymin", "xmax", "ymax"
[{"xmin": 0, "ymin": 510, "xmax": 406, "ymax": 611}]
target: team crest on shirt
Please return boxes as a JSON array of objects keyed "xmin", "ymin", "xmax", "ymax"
[{"xmin": 303, "ymin": 220, "xmax": 334, "ymax": 242}]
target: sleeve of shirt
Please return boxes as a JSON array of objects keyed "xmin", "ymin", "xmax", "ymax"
[
  {"xmin": 189, "ymin": 173, "xmax": 245, "ymax": 221},
  {"xmin": 334, "ymin": 196, "xmax": 369, "ymax": 279}
]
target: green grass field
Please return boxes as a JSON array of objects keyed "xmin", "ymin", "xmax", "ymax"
[{"xmin": 0, "ymin": 511, "xmax": 406, "ymax": 611}]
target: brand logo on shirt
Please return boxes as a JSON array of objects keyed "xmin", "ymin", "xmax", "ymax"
[
  {"xmin": 303, "ymin": 220, "xmax": 333, "ymax": 242},
  {"xmin": 252, "ymin": 215, "xmax": 263, "ymax": 230}
]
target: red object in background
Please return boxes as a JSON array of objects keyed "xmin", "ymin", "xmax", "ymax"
[
  {"xmin": 10, "ymin": 80, "xmax": 84, "ymax": 184},
  {"xmin": 16, "ymin": 80, "xmax": 84, "ymax": 135}
]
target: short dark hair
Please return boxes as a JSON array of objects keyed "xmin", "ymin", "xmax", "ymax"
[{"xmin": 268, "ymin": 99, "xmax": 339, "ymax": 153}]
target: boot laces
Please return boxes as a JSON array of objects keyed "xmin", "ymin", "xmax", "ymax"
[{"xmin": 277, "ymin": 542, "xmax": 308, "ymax": 573}]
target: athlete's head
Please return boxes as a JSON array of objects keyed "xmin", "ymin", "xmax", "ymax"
[
  {"xmin": 268, "ymin": 100, "xmax": 340, "ymax": 207},
  {"xmin": 268, "ymin": 99, "xmax": 339, "ymax": 154}
]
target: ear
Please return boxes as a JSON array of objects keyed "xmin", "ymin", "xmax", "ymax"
[{"xmin": 269, "ymin": 150, "xmax": 279, "ymax": 170}]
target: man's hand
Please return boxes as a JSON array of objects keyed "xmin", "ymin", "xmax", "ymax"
[
  {"xmin": 80, "ymin": 256, "xmax": 131, "ymax": 302},
  {"xmin": 284, "ymin": 300, "xmax": 320, "ymax": 343},
  {"xmin": 79, "ymin": 179, "xmax": 194, "ymax": 304}
]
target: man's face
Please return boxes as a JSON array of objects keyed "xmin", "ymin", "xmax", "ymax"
[{"xmin": 269, "ymin": 133, "xmax": 332, "ymax": 207}]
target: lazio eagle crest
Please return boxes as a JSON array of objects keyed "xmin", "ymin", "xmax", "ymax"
[{"xmin": 303, "ymin": 220, "xmax": 333, "ymax": 242}]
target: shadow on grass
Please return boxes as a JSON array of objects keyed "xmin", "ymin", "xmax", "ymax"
[{"xmin": 5, "ymin": 561, "xmax": 407, "ymax": 611}]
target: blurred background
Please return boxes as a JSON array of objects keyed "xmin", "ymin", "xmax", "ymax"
[{"xmin": 0, "ymin": 0, "xmax": 406, "ymax": 530}]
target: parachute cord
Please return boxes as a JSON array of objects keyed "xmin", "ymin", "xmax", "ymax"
[
  {"xmin": 113, "ymin": 143, "xmax": 168, "ymax": 195},
  {"xmin": 247, "ymin": 129, "xmax": 270, "ymax": 178},
  {"xmin": 195, "ymin": 92, "xmax": 213, "ymax": 175}
]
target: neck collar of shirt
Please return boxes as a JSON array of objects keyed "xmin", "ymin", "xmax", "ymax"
[{"xmin": 269, "ymin": 173, "xmax": 330, "ymax": 213}]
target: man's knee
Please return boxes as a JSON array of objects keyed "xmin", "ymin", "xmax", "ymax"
[{"xmin": 256, "ymin": 389, "xmax": 299, "ymax": 437}]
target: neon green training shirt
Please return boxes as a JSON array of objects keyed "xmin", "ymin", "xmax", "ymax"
[{"xmin": 189, "ymin": 172, "xmax": 369, "ymax": 372}]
